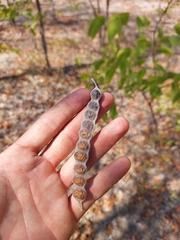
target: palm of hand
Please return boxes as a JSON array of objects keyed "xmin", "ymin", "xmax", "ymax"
[
  {"xmin": 0, "ymin": 89, "xmax": 130, "ymax": 240},
  {"xmin": 0, "ymin": 147, "xmax": 75, "ymax": 240}
]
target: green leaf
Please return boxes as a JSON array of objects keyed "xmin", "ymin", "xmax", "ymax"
[
  {"xmin": 116, "ymin": 48, "xmax": 131, "ymax": 71},
  {"xmin": 108, "ymin": 16, "xmax": 122, "ymax": 41},
  {"xmin": 137, "ymin": 37, "xmax": 152, "ymax": 47},
  {"xmin": 88, "ymin": 16, "xmax": 105, "ymax": 39},
  {"xmin": 160, "ymin": 36, "xmax": 170, "ymax": 45},
  {"xmin": 107, "ymin": 13, "xmax": 129, "ymax": 41},
  {"xmin": 109, "ymin": 103, "xmax": 118, "ymax": 119},
  {"xmin": 118, "ymin": 76, "xmax": 126, "ymax": 89},
  {"xmin": 117, "ymin": 48, "xmax": 131, "ymax": 59},
  {"xmin": 137, "ymin": 68, "xmax": 146, "ymax": 80},
  {"xmin": 173, "ymin": 91, "xmax": 180, "ymax": 103},
  {"xmin": 157, "ymin": 45, "xmax": 173, "ymax": 56},
  {"xmin": 157, "ymin": 28, "xmax": 164, "ymax": 40},
  {"xmin": 136, "ymin": 16, "xmax": 150, "ymax": 32},
  {"xmin": 93, "ymin": 59, "xmax": 104, "ymax": 70},
  {"xmin": 149, "ymin": 85, "xmax": 162, "ymax": 99},
  {"xmin": 9, "ymin": 8, "xmax": 18, "ymax": 20},
  {"xmin": 120, "ymin": 59, "xmax": 128, "ymax": 75},
  {"xmin": 80, "ymin": 73, "xmax": 90, "ymax": 81},
  {"xmin": 155, "ymin": 64, "xmax": 165, "ymax": 75},
  {"xmin": 174, "ymin": 23, "xmax": 180, "ymax": 35},
  {"xmin": 136, "ymin": 37, "xmax": 152, "ymax": 55},
  {"xmin": 171, "ymin": 82, "xmax": 176, "ymax": 92},
  {"xmin": 119, "ymin": 12, "xmax": 129, "ymax": 25},
  {"xmin": 169, "ymin": 35, "xmax": 180, "ymax": 47},
  {"xmin": 174, "ymin": 74, "xmax": 180, "ymax": 82},
  {"xmin": 98, "ymin": 76, "xmax": 105, "ymax": 85},
  {"xmin": 105, "ymin": 66, "xmax": 116, "ymax": 83},
  {"xmin": 134, "ymin": 59, "xmax": 145, "ymax": 66},
  {"xmin": 140, "ymin": 79, "xmax": 148, "ymax": 91}
]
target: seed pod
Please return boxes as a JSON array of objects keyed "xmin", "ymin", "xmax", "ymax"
[
  {"xmin": 77, "ymin": 141, "xmax": 89, "ymax": 151},
  {"xmin": 73, "ymin": 176, "xmax": 86, "ymax": 186},
  {"xmin": 74, "ymin": 164, "xmax": 87, "ymax": 175},
  {"xmin": 88, "ymin": 101, "xmax": 99, "ymax": 111},
  {"xmin": 73, "ymin": 188, "xmax": 87, "ymax": 210},
  {"xmin": 79, "ymin": 129, "xmax": 91, "ymax": 139},
  {"xmin": 72, "ymin": 78, "xmax": 102, "ymax": 211},
  {"xmin": 82, "ymin": 120, "xmax": 94, "ymax": 131},
  {"xmin": 74, "ymin": 151, "xmax": 88, "ymax": 162}
]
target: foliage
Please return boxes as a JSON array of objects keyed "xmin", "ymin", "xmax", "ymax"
[
  {"xmin": 0, "ymin": 0, "xmax": 179, "ymax": 124},
  {"xmin": 81, "ymin": 7, "xmax": 180, "ymax": 121},
  {"xmin": 0, "ymin": 0, "xmax": 40, "ymax": 35},
  {"xmin": 0, "ymin": 0, "xmax": 50, "ymax": 69},
  {"xmin": 0, "ymin": 2, "xmax": 18, "ymax": 21}
]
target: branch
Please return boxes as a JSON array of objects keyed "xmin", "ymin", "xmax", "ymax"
[
  {"xmin": 141, "ymin": 91, "xmax": 158, "ymax": 134},
  {"xmin": 88, "ymin": 0, "xmax": 97, "ymax": 17},
  {"xmin": 152, "ymin": 0, "xmax": 174, "ymax": 73}
]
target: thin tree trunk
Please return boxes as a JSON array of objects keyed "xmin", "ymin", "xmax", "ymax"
[
  {"xmin": 35, "ymin": 0, "xmax": 51, "ymax": 71},
  {"xmin": 6, "ymin": 0, "xmax": 16, "ymax": 25}
]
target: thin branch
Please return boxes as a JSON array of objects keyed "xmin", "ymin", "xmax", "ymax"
[
  {"xmin": 152, "ymin": 0, "xmax": 174, "ymax": 74},
  {"xmin": 97, "ymin": 0, "xmax": 100, "ymax": 14},
  {"xmin": 141, "ymin": 91, "xmax": 158, "ymax": 134},
  {"xmin": 88, "ymin": 0, "xmax": 97, "ymax": 17}
]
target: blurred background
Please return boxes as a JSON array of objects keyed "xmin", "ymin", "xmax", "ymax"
[{"xmin": 0, "ymin": 0, "xmax": 180, "ymax": 239}]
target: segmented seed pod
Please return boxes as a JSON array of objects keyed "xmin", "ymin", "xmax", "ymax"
[{"xmin": 72, "ymin": 78, "xmax": 102, "ymax": 211}]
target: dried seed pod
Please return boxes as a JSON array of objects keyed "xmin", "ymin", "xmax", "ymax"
[
  {"xmin": 73, "ymin": 188, "xmax": 87, "ymax": 210},
  {"xmin": 74, "ymin": 164, "xmax": 87, "ymax": 175},
  {"xmin": 84, "ymin": 110, "xmax": 96, "ymax": 120},
  {"xmin": 74, "ymin": 151, "xmax": 88, "ymax": 162},
  {"xmin": 88, "ymin": 101, "xmax": 99, "ymax": 111},
  {"xmin": 91, "ymin": 89, "xmax": 101, "ymax": 100},
  {"xmin": 72, "ymin": 78, "xmax": 102, "ymax": 211},
  {"xmin": 79, "ymin": 129, "xmax": 91, "ymax": 139},
  {"xmin": 77, "ymin": 141, "xmax": 89, "ymax": 151},
  {"xmin": 82, "ymin": 120, "xmax": 94, "ymax": 131},
  {"xmin": 73, "ymin": 176, "xmax": 86, "ymax": 186}
]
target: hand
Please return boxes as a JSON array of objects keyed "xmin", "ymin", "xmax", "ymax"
[{"xmin": 0, "ymin": 88, "xmax": 130, "ymax": 240}]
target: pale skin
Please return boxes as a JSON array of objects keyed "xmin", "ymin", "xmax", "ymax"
[{"xmin": 0, "ymin": 88, "xmax": 130, "ymax": 240}]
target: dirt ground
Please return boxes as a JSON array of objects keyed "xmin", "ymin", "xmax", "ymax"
[{"xmin": 0, "ymin": 0, "xmax": 180, "ymax": 239}]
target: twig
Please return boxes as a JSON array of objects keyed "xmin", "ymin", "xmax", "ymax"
[
  {"xmin": 88, "ymin": 0, "xmax": 97, "ymax": 17},
  {"xmin": 97, "ymin": 0, "xmax": 100, "ymax": 14},
  {"xmin": 141, "ymin": 91, "xmax": 158, "ymax": 134},
  {"xmin": 152, "ymin": 0, "xmax": 174, "ymax": 74}
]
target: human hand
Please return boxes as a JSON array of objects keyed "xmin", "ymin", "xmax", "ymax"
[{"xmin": 0, "ymin": 88, "xmax": 130, "ymax": 240}]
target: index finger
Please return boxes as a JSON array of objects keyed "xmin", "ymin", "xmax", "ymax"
[{"xmin": 16, "ymin": 88, "xmax": 90, "ymax": 154}]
